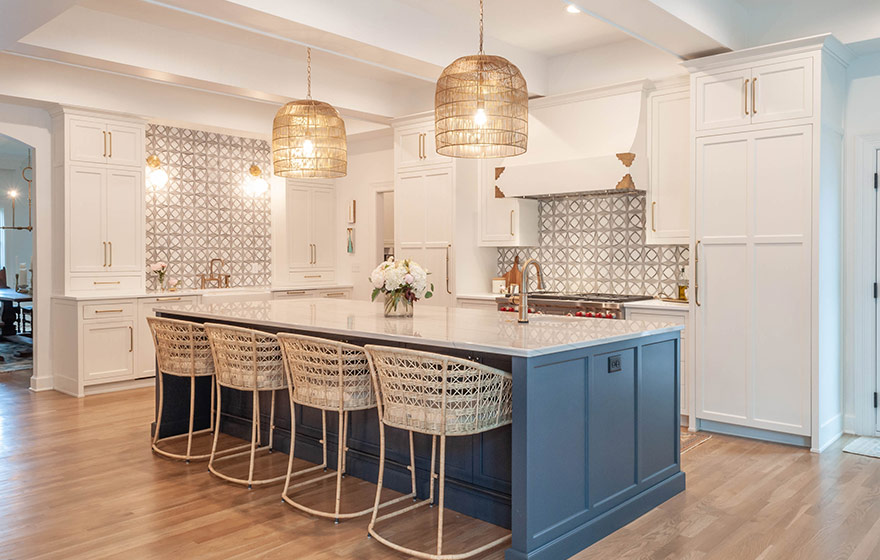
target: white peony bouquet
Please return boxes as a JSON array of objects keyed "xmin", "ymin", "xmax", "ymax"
[{"xmin": 369, "ymin": 257, "xmax": 433, "ymax": 314}]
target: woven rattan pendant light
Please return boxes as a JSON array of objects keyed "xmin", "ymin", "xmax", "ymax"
[
  {"xmin": 434, "ymin": 0, "xmax": 528, "ymax": 159},
  {"xmin": 273, "ymin": 48, "xmax": 347, "ymax": 178}
]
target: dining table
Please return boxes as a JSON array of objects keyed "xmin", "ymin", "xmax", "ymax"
[{"xmin": 0, "ymin": 288, "xmax": 32, "ymax": 338}]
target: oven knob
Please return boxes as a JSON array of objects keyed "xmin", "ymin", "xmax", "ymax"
[
  {"xmin": 574, "ymin": 311, "xmax": 583, "ymax": 317},
  {"xmin": 604, "ymin": 313, "xmax": 615, "ymax": 319},
  {"xmin": 528, "ymin": 308, "xmax": 536, "ymax": 314},
  {"xmin": 585, "ymin": 312, "xmax": 594, "ymax": 318}
]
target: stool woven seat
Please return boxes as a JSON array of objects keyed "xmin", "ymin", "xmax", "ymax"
[
  {"xmin": 278, "ymin": 333, "xmax": 418, "ymax": 523},
  {"xmin": 365, "ymin": 345, "xmax": 513, "ymax": 560},
  {"xmin": 148, "ymin": 317, "xmax": 216, "ymax": 462},
  {"xmin": 205, "ymin": 323, "xmax": 287, "ymax": 488}
]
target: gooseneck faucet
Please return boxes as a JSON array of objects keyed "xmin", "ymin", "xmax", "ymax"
[{"xmin": 518, "ymin": 258, "xmax": 544, "ymax": 324}]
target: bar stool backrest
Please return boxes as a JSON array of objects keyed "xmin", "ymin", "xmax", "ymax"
[
  {"xmin": 365, "ymin": 345, "xmax": 512, "ymax": 437},
  {"xmin": 147, "ymin": 316, "xmax": 215, "ymax": 378},
  {"xmin": 278, "ymin": 333, "xmax": 375, "ymax": 412},
  {"xmin": 204, "ymin": 323, "xmax": 286, "ymax": 391}
]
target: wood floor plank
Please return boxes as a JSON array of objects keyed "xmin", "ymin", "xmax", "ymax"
[{"xmin": 2, "ymin": 370, "xmax": 880, "ymax": 560}]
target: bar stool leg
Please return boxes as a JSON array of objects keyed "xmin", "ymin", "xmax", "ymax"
[
  {"xmin": 247, "ymin": 389, "xmax": 259, "ymax": 489},
  {"xmin": 341, "ymin": 410, "xmax": 350, "ymax": 476},
  {"xmin": 185, "ymin": 375, "xmax": 196, "ymax": 462},
  {"xmin": 436, "ymin": 434, "xmax": 447, "ymax": 556},
  {"xmin": 408, "ymin": 431, "xmax": 417, "ymax": 500},
  {"xmin": 428, "ymin": 435, "xmax": 437, "ymax": 504},
  {"xmin": 334, "ymin": 408, "xmax": 344, "ymax": 523},
  {"xmin": 282, "ymin": 385, "xmax": 298, "ymax": 499},
  {"xmin": 368, "ymin": 420, "xmax": 387, "ymax": 531},
  {"xmin": 208, "ymin": 383, "xmax": 223, "ymax": 471},
  {"xmin": 268, "ymin": 390, "xmax": 277, "ymax": 453},
  {"xmin": 153, "ymin": 371, "xmax": 165, "ymax": 449},
  {"xmin": 210, "ymin": 378, "xmax": 216, "ymax": 433},
  {"xmin": 321, "ymin": 410, "xmax": 328, "ymax": 470}
]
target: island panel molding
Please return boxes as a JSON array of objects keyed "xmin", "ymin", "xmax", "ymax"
[
  {"xmin": 144, "ymin": 124, "xmax": 272, "ymax": 290},
  {"xmin": 498, "ymin": 190, "xmax": 688, "ymax": 298}
]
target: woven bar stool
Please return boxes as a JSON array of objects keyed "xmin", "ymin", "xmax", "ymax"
[
  {"xmin": 278, "ymin": 333, "xmax": 420, "ymax": 523},
  {"xmin": 365, "ymin": 345, "xmax": 513, "ymax": 560},
  {"xmin": 205, "ymin": 323, "xmax": 288, "ymax": 489},
  {"xmin": 148, "ymin": 317, "xmax": 216, "ymax": 462}
]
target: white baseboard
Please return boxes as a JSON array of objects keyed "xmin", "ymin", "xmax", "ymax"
[
  {"xmin": 813, "ymin": 413, "xmax": 844, "ymax": 453},
  {"xmin": 83, "ymin": 377, "xmax": 154, "ymax": 396},
  {"xmin": 697, "ymin": 419, "xmax": 811, "ymax": 448},
  {"xmin": 844, "ymin": 413, "xmax": 856, "ymax": 434},
  {"xmin": 29, "ymin": 374, "xmax": 54, "ymax": 392}
]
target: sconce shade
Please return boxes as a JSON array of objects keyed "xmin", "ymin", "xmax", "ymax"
[
  {"xmin": 272, "ymin": 99, "xmax": 347, "ymax": 178},
  {"xmin": 434, "ymin": 54, "xmax": 528, "ymax": 158}
]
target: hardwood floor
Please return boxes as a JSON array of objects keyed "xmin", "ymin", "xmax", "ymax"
[{"xmin": 2, "ymin": 370, "xmax": 879, "ymax": 560}]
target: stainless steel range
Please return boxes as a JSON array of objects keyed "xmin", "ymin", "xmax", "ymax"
[{"xmin": 496, "ymin": 291, "xmax": 653, "ymax": 320}]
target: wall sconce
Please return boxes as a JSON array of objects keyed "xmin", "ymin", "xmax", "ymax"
[
  {"xmin": 146, "ymin": 154, "xmax": 169, "ymax": 189},
  {"xmin": 244, "ymin": 164, "xmax": 269, "ymax": 196}
]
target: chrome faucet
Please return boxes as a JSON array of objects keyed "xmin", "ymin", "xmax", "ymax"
[
  {"xmin": 200, "ymin": 258, "xmax": 230, "ymax": 289},
  {"xmin": 518, "ymin": 258, "xmax": 544, "ymax": 324}
]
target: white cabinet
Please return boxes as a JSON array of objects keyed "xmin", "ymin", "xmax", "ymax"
[
  {"xmin": 67, "ymin": 115, "xmax": 144, "ymax": 167},
  {"xmin": 285, "ymin": 181, "xmax": 336, "ymax": 284},
  {"xmin": 67, "ymin": 166, "xmax": 143, "ymax": 276},
  {"xmin": 646, "ymin": 88, "xmax": 690, "ymax": 245},
  {"xmin": 137, "ymin": 295, "xmax": 200, "ymax": 378},
  {"xmin": 625, "ymin": 306, "xmax": 689, "ymax": 424},
  {"xmin": 396, "ymin": 167, "xmax": 454, "ymax": 307},
  {"xmin": 477, "ymin": 159, "xmax": 538, "ymax": 247},
  {"xmin": 694, "ymin": 125, "xmax": 812, "ymax": 436},
  {"xmin": 395, "ymin": 123, "xmax": 445, "ymax": 170},
  {"xmin": 83, "ymin": 320, "xmax": 134, "ymax": 385},
  {"xmin": 53, "ymin": 108, "xmax": 145, "ymax": 295},
  {"xmin": 694, "ymin": 58, "xmax": 812, "ymax": 132}
]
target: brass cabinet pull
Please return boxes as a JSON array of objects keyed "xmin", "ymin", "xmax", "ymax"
[
  {"xmin": 103, "ymin": 131, "xmax": 107, "ymax": 157},
  {"xmin": 129, "ymin": 325, "xmax": 133, "ymax": 352},
  {"xmin": 446, "ymin": 244, "xmax": 452, "ymax": 295},
  {"xmin": 93, "ymin": 281, "xmax": 121, "ymax": 285},
  {"xmin": 286, "ymin": 290, "xmax": 307, "ymax": 295},
  {"xmin": 751, "ymin": 77, "xmax": 757, "ymax": 115},
  {"xmin": 313, "ymin": 243, "xmax": 317, "ymax": 265},
  {"xmin": 108, "ymin": 131, "xmax": 112, "ymax": 157},
  {"xmin": 510, "ymin": 210, "xmax": 515, "ymax": 236},
  {"xmin": 95, "ymin": 309, "xmax": 124, "ymax": 313},
  {"xmin": 304, "ymin": 274, "xmax": 322, "ymax": 279},
  {"xmin": 108, "ymin": 241, "xmax": 112, "ymax": 267},
  {"xmin": 154, "ymin": 297, "xmax": 182, "ymax": 302},
  {"xmin": 651, "ymin": 201, "xmax": 657, "ymax": 232},
  {"xmin": 744, "ymin": 79, "xmax": 749, "ymax": 115},
  {"xmin": 324, "ymin": 292, "xmax": 346, "ymax": 298},
  {"xmin": 102, "ymin": 241, "xmax": 107, "ymax": 267},
  {"xmin": 695, "ymin": 240, "xmax": 701, "ymax": 307}
]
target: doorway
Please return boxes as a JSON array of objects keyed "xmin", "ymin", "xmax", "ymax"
[{"xmin": 0, "ymin": 135, "xmax": 34, "ymax": 377}]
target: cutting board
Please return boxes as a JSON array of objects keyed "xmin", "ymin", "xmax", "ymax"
[{"xmin": 502, "ymin": 256, "xmax": 522, "ymax": 291}]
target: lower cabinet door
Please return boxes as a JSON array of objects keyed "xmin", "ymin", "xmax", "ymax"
[
  {"xmin": 137, "ymin": 296, "xmax": 200, "ymax": 378},
  {"xmin": 83, "ymin": 320, "xmax": 134, "ymax": 384}
]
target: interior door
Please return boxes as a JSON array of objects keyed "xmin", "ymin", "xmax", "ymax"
[
  {"xmin": 695, "ymin": 68, "xmax": 752, "ymax": 131},
  {"xmin": 105, "ymin": 169, "xmax": 142, "ymax": 272},
  {"xmin": 68, "ymin": 166, "xmax": 106, "ymax": 273},
  {"xmin": 311, "ymin": 187, "xmax": 335, "ymax": 269},
  {"xmin": 695, "ymin": 133, "xmax": 750, "ymax": 425},
  {"xmin": 286, "ymin": 183, "xmax": 312, "ymax": 269}
]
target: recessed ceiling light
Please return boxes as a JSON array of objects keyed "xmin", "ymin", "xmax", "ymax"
[{"xmin": 566, "ymin": 4, "xmax": 581, "ymax": 13}]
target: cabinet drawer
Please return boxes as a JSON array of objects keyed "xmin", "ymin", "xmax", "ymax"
[
  {"xmin": 287, "ymin": 270, "xmax": 336, "ymax": 285},
  {"xmin": 141, "ymin": 295, "xmax": 198, "ymax": 306},
  {"xmin": 273, "ymin": 289, "xmax": 315, "ymax": 300},
  {"xmin": 83, "ymin": 301, "xmax": 136, "ymax": 320},
  {"xmin": 320, "ymin": 289, "xmax": 351, "ymax": 299},
  {"xmin": 69, "ymin": 275, "xmax": 142, "ymax": 293}
]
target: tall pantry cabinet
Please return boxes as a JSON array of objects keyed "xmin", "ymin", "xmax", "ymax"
[
  {"xmin": 392, "ymin": 114, "xmax": 497, "ymax": 305},
  {"xmin": 685, "ymin": 35, "xmax": 850, "ymax": 451}
]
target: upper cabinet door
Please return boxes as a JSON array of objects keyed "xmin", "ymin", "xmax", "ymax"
[
  {"xmin": 68, "ymin": 117, "xmax": 108, "ymax": 165},
  {"xmin": 647, "ymin": 89, "xmax": 690, "ymax": 245},
  {"xmin": 105, "ymin": 122, "xmax": 144, "ymax": 168},
  {"xmin": 286, "ymin": 184, "xmax": 313, "ymax": 269},
  {"xmin": 750, "ymin": 58, "xmax": 813, "ymax": 125},
  {"xmin": 695, "ymin": 68, "xmax": 752, "ymax": 131},
  {"xmin": 422, "ymin": 168, "xmax": 454, "ymax": 247},
  {"xmin": 311, "ymin": 188, "xmax": 335, "ymax": 269},
  {"xmin": 396, "ymin": 128, "xmax": 426, "ymax": 169},
  {"xmin": 105, "ymin": 169, "xmax": 142, "ymax": 272},
  {"xmin": 68, "ymin": 166, "xmax": 106, "ymax": 273}
]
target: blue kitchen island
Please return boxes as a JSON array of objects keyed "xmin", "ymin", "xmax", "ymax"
[{"xmin": 155, "ymin": 299, "xmax": 684, "ymax": 560}]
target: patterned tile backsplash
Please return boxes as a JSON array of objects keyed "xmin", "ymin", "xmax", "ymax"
[
  {"xmin": 144, "ymin": 124, "xmax": 272, "ymax": 291},
  {"xmin": 497, "ymin": 191, "xmax": 689, "ymax": 298}
]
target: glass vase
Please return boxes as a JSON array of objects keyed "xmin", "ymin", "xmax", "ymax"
[{"xmin": 384, "ymin": 292, "xmax": 413, "ymax": 317}]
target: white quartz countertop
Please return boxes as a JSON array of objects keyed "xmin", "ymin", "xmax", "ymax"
[
  {"xmin": 157, "ymin": 298, "xmax": 683, "ymax": 358},
  {"xmin": 623, "ymin": 299, "xmax": 689, "ymax": 311},
  {"xmin": 51, "ymin": 284, "xmax": 353, "ymax": 302}
]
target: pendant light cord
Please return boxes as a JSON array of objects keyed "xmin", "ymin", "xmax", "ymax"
[
  {"xmin": 479, "ymin": 0, "xmax": 484, "ymax": 54},
  {"xmin": 306, "ymin": 47, "xmax": 312, "ymax": 99}
]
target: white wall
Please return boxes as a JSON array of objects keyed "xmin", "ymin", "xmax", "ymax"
[
  {"xmin": 0, "ymin": 101, "xmax": 53, "ymax": 392},
  {"xmin": 333, "ymin": 133, "xmax": 394, "ymax": 301}
]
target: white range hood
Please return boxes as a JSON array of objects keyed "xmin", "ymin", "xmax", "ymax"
[{"xmin": 495, "ymin": 81, "xmax": 648, "ymax": 197}]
